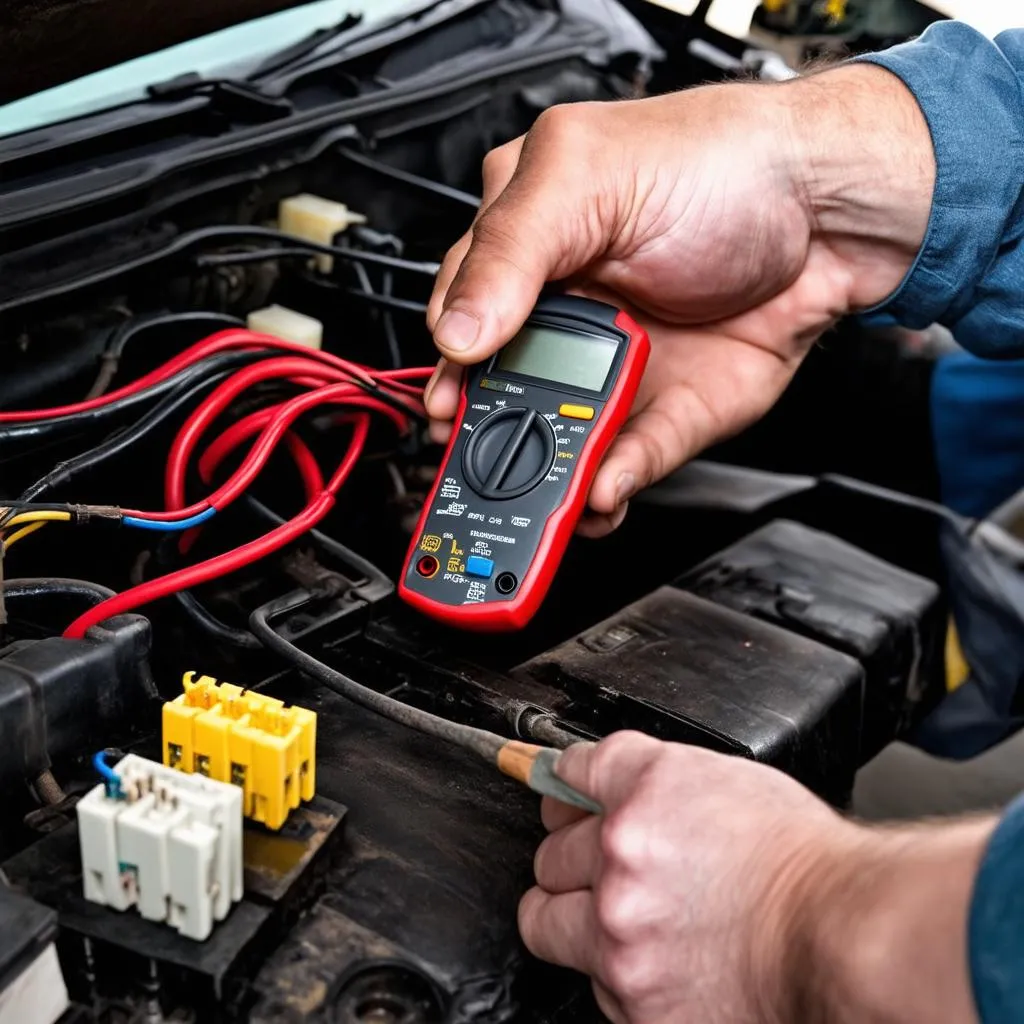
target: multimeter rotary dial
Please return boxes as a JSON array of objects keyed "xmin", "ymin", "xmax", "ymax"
[{"xmin": 462, "ymin": 406, "xmax": 556, "ymax": 500}]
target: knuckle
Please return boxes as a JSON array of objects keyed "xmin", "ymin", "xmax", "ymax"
[
  {"xmin": 599, "ymin": 810, "xmax": 643, "ymax": 869},
  {"xmin": 600, "ymin": 944, "xmax": 655, "ymax": 1002},
  {"xmin": 594, "ymin": 877, "xmax": 639, "ymax": 941},
  {"xmin": 481, "ymin": 145, "xmax": 508, "ymax": 178},
  {"xmin": 532, "ymin": 101, "xmax": 596, "ymax": 141},
  {"xmin": 532, "ymin": 834, "xmax": 554, "ymax": 887}
]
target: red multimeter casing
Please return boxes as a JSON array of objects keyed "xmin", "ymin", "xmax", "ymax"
[{"xmin": 399, "ymin": 295, "xmax": 650, "ymax": 631}]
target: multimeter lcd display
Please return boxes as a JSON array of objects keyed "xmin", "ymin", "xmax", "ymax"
[{"xmin": 496, "ymin": 326, "xmax": 618, "ymax": 392}]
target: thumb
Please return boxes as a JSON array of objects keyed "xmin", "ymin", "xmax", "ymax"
[
  {"xmin": 433, "ymin": 174, "xmax": 604, "ymax": 364},
  {"xmin": 433, "ymin": 200, "xmax": 563, "ymax": 363},
  {"xmin": 554, "ymin": 732, "xmax": 664, "ymax": 812}
]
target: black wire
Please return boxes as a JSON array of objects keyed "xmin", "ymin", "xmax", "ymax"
[
  {"xmin": 106, "ymin": 311, "xmax": 245, "ymax": 362},
  {"xmin": 1, "ymin": 225, "xmax": 440, "ymax": 315},
  {"xmin": 380, "ymin": 271, "xmax": 403, "ymax": 370},
  {"xmin": 193, "ymin": 231, "xmax": 440, "ymax": 276},
  {"xmin": 337, "ymin": 147, "xmax": 482, "ymax": 210},
  {"xmin": 2, "ymin": 578, "xmax": 116, "ymax": 606},
  {"xmin": 0, "ymin": 357, "xmax": 242, "ymax": 447},
  {"xmin": 349, "ymin": 262, "xmax": 402, "ymax": 370},
  {"xmin": 86, "ymin": 310, "xmax": 245, "ymax": 401},
  {"xmin": 250, "ymin": 590, "xmax": 506, "ymax": 762},
  {"xmin": 19, "ymin": 351, "xmax": 264, "ymax": 503},
  {"xmin": 0, "ymin": 325, "xmax": 419, "ymax": 448},
  {"xmin": 344, "ymin": 288, "xmax": 428, "ymax": 316}
]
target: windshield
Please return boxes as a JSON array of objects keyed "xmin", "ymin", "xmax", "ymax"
[{"xmin": 0, "ymin": 0, "xmax": 423, "ymax": 140}]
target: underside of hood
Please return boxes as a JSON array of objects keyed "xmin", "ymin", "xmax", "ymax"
[{"xmin": 2, "ymin": 0, "xmax": 321, "ymax": 104}]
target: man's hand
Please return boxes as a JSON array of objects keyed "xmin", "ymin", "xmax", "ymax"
[
  {"xmin": 425, "ymin": 65, "xmax": 934, "ymax": 534},
  {"xmin": 520, "ymin": 732, "xmax": 992, "ymax": 1023}
]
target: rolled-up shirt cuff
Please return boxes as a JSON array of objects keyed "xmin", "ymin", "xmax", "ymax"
[
  {"xmin": 969, "ymin": 792, "xmax": 1024, "ymax": 1021},
  {"xmin": 851, "ymin": 22, "xmax": 1024, "ymax": 357}
]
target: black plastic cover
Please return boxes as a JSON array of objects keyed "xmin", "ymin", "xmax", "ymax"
[
  {"xmin": 514, "ymin": 585, "xmax": 865, "ymax": 803},
  {"xmin": 677, "ymin": 519, "xmax": 944, "ymax": 758},
  {"xmin": 0, "ymin": 615, "xmax": 156, "ymax": 790}
]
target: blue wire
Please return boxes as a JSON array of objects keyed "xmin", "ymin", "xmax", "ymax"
[
  {"xmin": 122, "ymin": 507, "xmax": 216, "ymax": 531},
  {"xmin": 93, "ymin": 750, "xmax": 123, "ymax": 798}
]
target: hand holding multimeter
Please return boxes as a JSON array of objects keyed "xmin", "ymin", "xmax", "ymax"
[{"xmin": 400, "ymin": 295, "xmax": 650, "ymax": 630}]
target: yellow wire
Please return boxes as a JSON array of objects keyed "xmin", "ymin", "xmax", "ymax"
[
  {"xmin": 3, "ymin": 511, "xmax": 72, "ymax": 527},
  {"xmin": 2, "ymin": 521, "xmax": 47, "ymax": 549},
  {"xmin": 0, "ymin": 511, "xmax": 70, "ymax": 553}
]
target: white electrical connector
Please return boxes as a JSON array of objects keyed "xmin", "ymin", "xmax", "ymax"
[
  {"xmin": 77, "ymin": 754, "xmax": 243, "ymax": 941},
  {"xmin": 246, "ymin": 305, "xmax": 324, "ymax": 349},
  {"xmin": 278, "ymin": 193, "xmax": 367, "ymax": 273}
]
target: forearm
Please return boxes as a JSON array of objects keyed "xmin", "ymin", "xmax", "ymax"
[
  {"xmin": 795, "ymin": 817, "xmax": 996, "ymax": 1023},
  {"xmin": 783, "ymin": 22, "xmax": 1024, "ymax": 358}
]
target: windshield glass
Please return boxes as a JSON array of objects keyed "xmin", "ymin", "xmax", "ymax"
[{"xmin": 0, "ymin": 0, "xmax": 421, "ymax": 140}]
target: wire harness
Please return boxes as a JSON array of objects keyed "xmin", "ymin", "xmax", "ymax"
[{"xmin": 0, "ymin": 326, "xmax": 432, "ymax": 635}]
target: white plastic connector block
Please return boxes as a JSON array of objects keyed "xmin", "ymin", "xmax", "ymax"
[
  {"xmin": 246, "ymin": 304, "xmax": 324, "ymax": 349},
  {"xmin": 77, "ymin": 753, "xmax": 243, "ymax": 941},
  {"xmin": 278, "ymin": 192, "xmax": 367, "ymax": 272}
]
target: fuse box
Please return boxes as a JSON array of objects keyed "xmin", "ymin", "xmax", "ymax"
[
  {"xmin": 163, "ymin": 672, "xmax": 317, "ymax": 831},
  {"xmin": 76, "ymin": 753, "xmax": 243, "ymax": 941}
]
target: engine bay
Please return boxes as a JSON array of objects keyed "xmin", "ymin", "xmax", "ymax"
[{"xmin": 0, "ymin": 2, "xmax": 958, "ymax": 1021}]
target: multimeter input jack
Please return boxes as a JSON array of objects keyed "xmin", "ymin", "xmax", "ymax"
[
  {"xmin": 416, "ymin": 555, "xmax": 440, "ymax": 579},
  {"xmin": 495, "ymin": 572, "xmax": 518, "ymax": 595}
]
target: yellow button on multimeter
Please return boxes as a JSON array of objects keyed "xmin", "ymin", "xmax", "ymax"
[{"xmin": 558, "ymin": 403, "xmax": 595, "ymax": 420}]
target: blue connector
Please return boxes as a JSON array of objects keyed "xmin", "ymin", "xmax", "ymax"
[{"xmin": 93, "ymin": 750, "xmax": 124, "ymax": 800}]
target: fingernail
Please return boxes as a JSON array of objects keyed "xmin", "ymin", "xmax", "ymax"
[
  {"xmin": 435, "ymin": 309, "xmax": 480, "ymax": 353},
  {"xmin": 615, "ymin": 472, "xmax": 635, "ymax": 504}
]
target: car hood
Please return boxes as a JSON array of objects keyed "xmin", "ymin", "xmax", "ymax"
[{"xmin": 0, "ymin": 0, "xmax": 663, "ymax": 137}]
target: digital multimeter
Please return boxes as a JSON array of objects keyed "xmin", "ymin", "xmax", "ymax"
[{"xmin": 399, "ymin": 295, "xmax": 650, "ymax": 631}]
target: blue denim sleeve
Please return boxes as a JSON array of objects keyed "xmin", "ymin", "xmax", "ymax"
[
  {"xmin": 969, "ymin": 793, "xmax": 1024, "ymax": 1022},
  {"xmin": 852, "ymin": 23, "xmax": 1024, "ymax": 358}
]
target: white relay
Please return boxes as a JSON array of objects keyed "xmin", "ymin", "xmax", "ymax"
[{"xmin": 76, "ymin": 754, "xmax": 243, "ymax": 941}]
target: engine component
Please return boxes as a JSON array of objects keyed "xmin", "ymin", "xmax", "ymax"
[
  {"xmin": 163, "ymin": 672, "xmax": 316, "ymax": 831},
  {"xmin": 678, "ymin": 519, "xmax": 945, "ymax": 758},
  {"xmin": 77, "ymin": 753, "xmax": 243, "ymax": 941},
  {"xmin": 0, "ymin": 609, "xmax": 155, "ymax": 795},
  {"xmin": 245, "ymin": 304, "xmax": 323, "ymax": 349},
  {"xmin": 277, "ymin": 194, "xmax": 367, "ymax": 273},
  {"xmin": 514, "ymin": 586, "xmax": 864, "ymax": 804}
]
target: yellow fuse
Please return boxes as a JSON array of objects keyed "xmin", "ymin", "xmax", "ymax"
[
  {"xmin": 294, "ymin": 706, "xmax": 317, "ymax": 802},
  {"xmin": 237, "ymin": 712, "xmax": 292, "ymax": 831},
  {"xmin": 163, "ymin": 672, "xmax": 219, "ymax": 772},
  {"xmin": 162, "ymin": 671, "xmax": 318, "ymax": 830},
  {"xmin": 162, "ymin": 702, "xmax": 197, "ymax": 773}
]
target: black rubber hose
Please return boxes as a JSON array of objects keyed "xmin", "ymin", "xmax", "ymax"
[
  {"xmin": 1, "ymin": 225, "xmax": 439, "ymax": 315},
  {"xmin": 2, "ymin": 578, "xmax": 117, "ymax": 605},
  {"xmin": 0, "ymin": 352, "xmax": 252, "ymax": 447},
  {"xmin": 250, "ymin": 590, "xmax": 505, "ymax": 762},
  {"xmin": 19, "ymin": 351, "xmax": 263, "ymax": 502}
]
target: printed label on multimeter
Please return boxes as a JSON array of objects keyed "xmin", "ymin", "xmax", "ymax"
[{"xmin": 399, "ymin": 295, "xmax": 650, "ymax": 631}]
